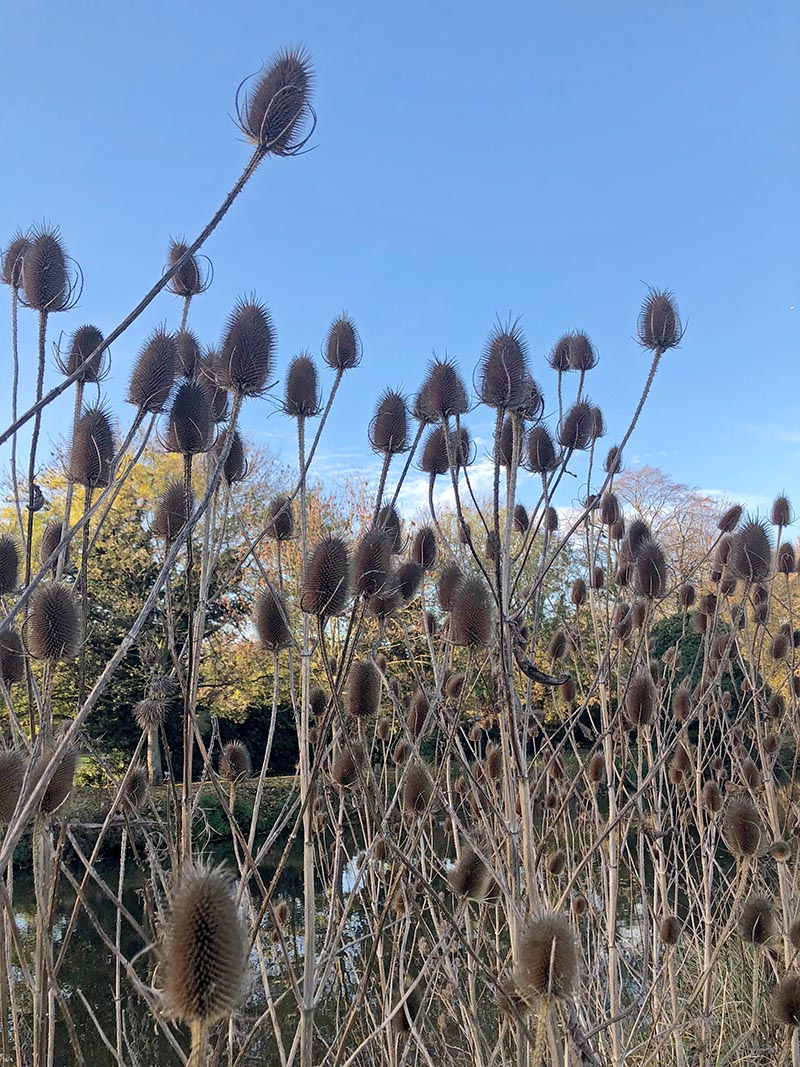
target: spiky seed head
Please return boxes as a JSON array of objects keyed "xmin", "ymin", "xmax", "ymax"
[
  {"xmin": 122, "ymin": 766, "xmax": 149, "ymax": 810},
  {"xmin": 660, "ymin": 915, "xmax": 681, "ymax": 946},
  {"xmin": 40, "ymin": 519, "xmax": 64, "ymax": 573},
  {"xmin": 265, "ymin": 495, "xmax": 294, "ymax": 541},
  {"xmin": 558, "ymin": 400, "xmax": 596, "ymax": 451},
  {"xmin": 526, "ymin": 425, "xmax": 558, "ymax": 473},
  {"xmin": 301, "ymin": 535, "xmax": 351, "ymax": 618},
  {"xmin": 0, "ymin": 628, "xmax": 24, "ymax": 686},
  {"xmin": 672, "ymin": 685, "xmax": 692, "ymax": 722},
  {"xmin": 36, "ymin": 746, "xmax": 77, "ymax": 814},
  {"xmin": 0, "ymin": 750, "xmax": 24, "ymax": 822},
  {"xmin": 26, "ymin": 582, "xmax": 80, "ymax": 661},
  {"xmin": 445, "ymin": 672, "xmax": 464, "ymax": 700},
  {"xmin": 411, "ymin": 526, "xmax": 437, "ymax": 570},
  {"xmin": 586, "ymin": 752, "xmax": 605, "ymax": 784},
  {"xmin": 568, "ymin": 331, "xmax": 598, "ymax": 371},
  {"xmin": 546, "ymin": 850, "xmax": 566, "ymax": 876},
  {"xmin": 678, "ymin": 583, "xmax": 695, "ymax": 608},
  {"xmin": 479, "ymin": 320, "xmax": 530, "ymax": 409},
  {"xmin": 376, "ymin": 503, "xmax": 402, "ymax": 554},
  {"xmin": 215, "ymin": 428, "xmax": 248, "ymax": 484},
  {"xmin": 406, "ymin": 690, "xmax": 429, "ymax": 737},
  {"xmin": 790, "ymin": 921, "xmax": 800, "ymax": 951},
  {"xmin": 547, "ymin": 629, "xmax": 567, "ymax": 662},
  {"xmin": 0, "ymin": 534, "xmax": 20, "ymax": 595},
  {"xmin": 22, "ymin": 225, "xmax": 76, "ymax": 312},
  {"xmin": 395, "ymin": 561, "xmax": 422, "ymax": 603},
  {"xmin": 498, "ymin": 416, "xmax": 516, "ymax": 467},
  {"xmin": 403, "ymin": 758, "xmax": 433, "ymax": 814},
  {"xmin": 512, "ymin": 504, "xmax": 529, "ymax": 533},
  {"xmin": 368, "ymin": 388, "xmax": 408, "ymax": 455},
  {"xmin": 324, "ymin": 313, "xmax": 361, "ymax": 370},
  {"xmin": 772, "ymin": 495, "xmax": 792, "ymax": 526},
  {"xmin": 166, "ymin": 239, "xmax": 206, "ymax": 297},
  {"xmin": 220, "ymin": 741, "xmax": 251, "ymax": 782},
  {"xmin": 415, "ymin": 357, "xmax": 469, "ymax": 421},
  {"xmin": 198, "ymin": 350, "xmax": 231, "ymax": 422},
  {"xmin": 730, "ymin": 518, "xmax": 772, "ymax": 582},
  {"xmin": 770, "ymin": 838, "xmax": 791, "ymax": 862},
  {"xmin": 219, "ymin": 298, "xmax": 274, "ymax": 396},
  {"xmin": 353, "ymin": 527, "xmax": 390, "ymax": 598},
  {"xmin": 346, "ymin": 660, "xmax": 381, "ymax": 718},
  {"xmin": 718, "ymin": 504, "xmax": 743, "ymax": 533},
  {"xmin": 633, "ymin": 538, "xmax": 667, "ymax": 599},
  {"xmin": 778, "ymin": 542, "xmax": 796, "ymax": 574},
  {"xmin": 624, "ymin": 672, "xmax": 656, "ymax": 728},
  {"xmin": 571, "ymin": 578, "xmax": 587, "ymax": 606},
  {"xmin": 739, "ymin": 897, "xmax": 775, "ymax": 945},
  {"xmin": 331, "ymin": 742, "xmax": 365, "ymax": 787},
  {"xmin": 59, "ymin": 324, "xmax": 107, "ymax": 383},
  {"xmin": 449, "ymin": 847, "xmax": 490, "ymax": 899},
  {"xmin": 152, "ymin": 481, "xmax": 193, "ymax": 542},
  {"xmin": 723, "ymin": 796, "xmax": 762, "ymax": 856},
  {"xmin": 637, "ymin": 288, "xmax": 683, "ymax": 351},
  {"xmin": 548, "ymin": 333, "xmax": 573, "ymax": 371},
  {"xmin": 624, "ymin": 519, "xmax": 651, "ymax": 558},
  {"xmin": 605, "ymin": 444, "xmax": 623, "ymax": 474},
  {"xmin": 240, "ymin": 47, "xmax": 314, "ymax": 154},
  {"xmin": 515, "ymin": 914, "xmax": 580, "ymax": 1000},
  {"xmin": 772, "ymin": 975, "xmax": 800, "ymax": 1027},
  {"xmin": 368, "ymin": 585, "xmax": 402, "ymax": 620},
  {"xmin": 127, "ymin": 327, "xmax": 179, "ymax": 413},
  {"xmin": 392, "ymin": 986, "xmax": 423, "ymax": 1035},
  {"xmin": 420, "ymin": 426, "xmax": 450, "ymax": 475},
  {"xmin": 134, "ymin": 698, "xmax": 167, "ymax": 731},
  {"xmin": 255, "ymin": 587, "xmax": 291, "ymax": 651},
  {"xmin": 176, "ymin": 329, "xmax": 202, "ymax": 379},
  {"xmin": 600, "ymin": 492, "xmax": 620, "ymax": 526},
  {"xmin": 69, "ymin": 404, "xmax": 115, "ymax": 488},
  {"xmin": 162, "ymin": 864, "xmax": 247, "ymax": 1025},
  {"xmin": 309, "ymin": 687, "xmax": 327, "ymax": 718},
  {"xmin": 702, "ymin": 780, "xmax": 722, "ymax": 813},
  {"xmin": 450, "ymin": 576, "xmax": 494, "ymax": 648},
  {"xmin": 284, "ymin": 352, "xmax": 321, "ymax": 417},
  {"xmin": 149, "ymin": 675, "xmax": 179, "ymax": 701},
  {"xmin": 590, "ymin": 566, "xmax": 604, "ymax": 590},
  {"xmin": 1, "ymin": 231, "xmax": 30, "ymax": 289},
  {"xmin": 437, "ymin": 561, "xmax": 463, "ymax": 612}
]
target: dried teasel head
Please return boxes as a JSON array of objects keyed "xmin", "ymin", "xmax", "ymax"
[
  {"xmin": 152, "ymin": 481, "xmax": 193, "ymax": 542},
  {"xmin": 284, "ymin": 352, "xmax": 321, "ymax": 418},
  {"xmin": 558, "ymin": 400, "xmax": 596, "ymax": 451},
  {"xmin": 165, "ymin": 238, "xmax": 208, "ymax": 298},
  {"xmin": 220, "ymin": 741, "xmax": 252, "ymax": 782},
  {"xmin": 448, "ymin": 846, "xmax": 491, "ymax": 900},
  {"xmin": 514, "ymin": 913, "xmax": 579, "ymax": 1000},
  {"xmin": 346, "ymin": 660, "xmax": 381, "ymax": 718},
  {"xmin": 718, "ymin": 504, "xmax": 743, "ymax": 533},
  {"xmin": 127, "ymin": 326, "xmax": 178, "ymax": 414},
  {"xmin": 331, "ymin": 742, "xmax": 365, "ymax": 787},
  {"xmin": 161, "ymin": 864, "xmax": 247, "ymax": 1025},
  {"xmin": 411, "ymin": 525, "xmax": 437, "ymax": 570},
  {"xmin": 396, "ymin": 561, "xmax": 423, "ymax": 602},
  {"xmin": 437, "ymin": 561, "xmax": 463, "ymax": 612},
  {"xmin": 265, "ymin": 495, "xmax": 294, "ymax": 541},
  {"xmin": 660, "ymin": 915, "xmax": 681, "ymax": 946},
  {"xmin": 1, "ymin": 231, "xmax": 30, "ymax": 289},
  {"xmin": 0, "ymin": 534, "xmax": 20, "ymax": 596},
  {"xmin": 772, "ymin": 974, "xmax": 800, "ymax": 1027},
  {"xmin": 513, "ymin": 504, "xmax": 529, "ymax": 533},
  {"xmin": 526, "ymin": 425, "xmax": 558, "ymax": 473},
  {"xmin": 21, "ymin": 224, "xmax": 80, "ymax": 312},
  {"xmin": 632, "ymin": 538, "xmax": 667, "ymax": 599},
  {"xmin": 238, "ymin": 46, "xmax": 314, "ymax": 155},
  {"xmin": 636, "ymin": 287, "xmax": 683, "ymax": 351},
  {"xmin": 68, "ymin": 404, "xmax": 115, "ymax": 488},
  {"xmin": 450, "ymin": 575, "xmax": 494, "ymax": 648},
  {"xmin": 479, "ymin": 319, "xmax": 530, "ymax": 409},
  {"xmin": 122, "ymin": 766, "xmax": 149, "ymax": 810},
  {"xmin": 729, "ymin": 517, "xmax": 772, "ymax": 582},
  {"xmin": 176, "ymin": 329, "xmax": 203, "ymax": 380},
  {"xmin": 198, "ymin": 350, "xmax": 231, "ymax": 422},
  {"xmin": 323, "ymin": 313, "xmax": 361, "ymax": 371},
  {"xmin": 219, "ymin": 297, "xmax": 274, "ymax": 397},
  {"xmin": 301, "ymin": 535, "xmax": 351, "ymax": 618},
  {"xmin": 739, "ymin": 897, "xmax": 775, "ymax": 945},
  {"xmin": 403, "ymin": 758, "xmax": 434, "ymax": 814},
  {"xmin": 255, "ymin": 587, "xmax": 292, "ymax": 652},
  {"xmin": 771, "ymin": 494, "xmax": 792, "ymax": 527},
  {"xmin": 0, "ymin": 749, "xmax": 24, "ymax": 822},
  {"xmin": 548, "ymin": 333, "xmax": 573, "ymax": 372},
  {"xmin": 353, "ymin": 527, "xmax": 391, "ymax": 598},
  {"xmin": 414, "ymin": 356, "xmax": 469, "ymax": 422},
  {"xmin": 58, "ymin": 324, "xmax": 108, "ymax": 383},
  {"xmin": 134, "ymin": 698, "xmax": 167, "ymax": 731},
  {"xmin": 36, "ymin": 746, "xmax": 78, "ymax": 815},
  {"xmin": 376, "ymin": 503, "xmax": 402, "ymax": 554},
  {"xmin": 215, "ymin": 429, "xmax": 248, "ymax": 484},
  {"xmin": 26, "ymin": 582, "xmax": 80, "ymax": 661},
  {"xmin": 777, "ymin": 542, "xmax": 796, "ymax": 574},
  {"xmin": 568, "ymin": 331, "xmax": 598, "ymax": 371},
  {"xmin": 723, "ymin": 795, "xmax": 762, "ymax": 856},
  {"xmin": 624, "ymin": 671, "xmax": 657, "ymax": 728},
  {"xmin": 368, "ymin": 388, "xmax": 408, "ymax": 454},
  {"xmin": 0, "ymin": 629, "xmax": 24, "ymax": 686}
]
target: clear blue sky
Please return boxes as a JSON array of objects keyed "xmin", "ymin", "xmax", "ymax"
[{"xmin": 1, "ymin": 0, "xmax": 797, "ymax": 515}]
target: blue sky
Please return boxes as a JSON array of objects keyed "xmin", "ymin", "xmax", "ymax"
[{"xmin": 1, "ymin": 0, "xmax": 797, "ymax": 516}]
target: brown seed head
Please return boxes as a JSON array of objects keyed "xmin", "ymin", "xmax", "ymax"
[
  {"xmin": 220, "ymin": 741, "xmax": 252, "ymax": 782},
  {"xmin": 414, "ymin": 357, "xmax": 468, "ymax": 421},
  {"xmin": 739, "ymin": 897, "xmax": 775, "ymax": 945},
  {"xmin": 450, "ymin": 575, "xmax": 494, "ymax": 647},
  {"xmin": 479, "ymin": 319, "xmax": 530, "ymax": 409},
  {"xmin": 0, "ymin": 629, "xmax": 24, "ymax": 686},
  {"xmin": 514, "ymin": 914, "xmax": 579, "ymax": 1000},
  {"xmin": 22, "ymin": 225, "xmax": 77, "ymax": 312},
  {"xmin": 240, "ymin": 47, "xmax": 314, "ymax": 155},
  {"xmin": 346, "ymin": 660, "xmax": 381, "ymax": 718},
  {"xmin": 730, "ymin": 518, "xmax": 772, "ymax": 582},
  {"xmin": 26, "ymin": 582, "xmax": 80, "ymax": 661},
  {"xmin": 412, "ymin": 525, "xmax": 437, "ymax": 570},
  {"xmin": 772, "ymin": 975, "xmax": 800, "ymax": 1027},
  {"xmin": 284, "ymin": 352, "xmax": 321, "ymax": 417},
  {"xmin": 324, "ymin": 313, "xmax": 361, "ymax": 370},
  {"xmin": 59, "ymin": 324, "xmax": 108, "ymax": 383},
  {"xmin": 723, "ymin": 796, "xmax": 762, "ymax": 856},
  {"xmin": 1, "ymin": 231, "xmax": 30, "ymax": 289},
  {"xmin": 69, "ymin": 404, "xmax": 115, "ymax": 487},
  {"xmin": 624, "ymin": 671, "xmax": 657, "ymax": 728},
  {"xmin": 166, "ymin": 239, "xmax": 207, "ymax": 298},
  {"xmin": 369, "ymin": 388, "xmax": 408, "ymax": 454},
  {"xmin": 255, "ymin": 587, "xmax": 291, "ymax": 651},
  {"xmin": 128, "ymin": 327, "xmax": 178, "ymax": 413},
  {"xmin": 637, "ymin": 287, "xmax": 683, "ymax": 351},
  {"xmin": 301, "ymin": 535, "xmax": 351, "ymax": 617},
  {"xmin": 265, "ymin": 495, "xmax": 294, "ymax": 541},
  {"xmin": 152, "ymin": 481, "xmax": 193, "ymax": 542},
  {"xmin": 0, "ymin": 534, "xmax": 20, "ymax": 595},
  {"xmin": 353, "ymin": 527, "xmax": 390, "ymax": 597},
  {"xmin": 527, "ymin": 425, "xmax": 558, "ymax": 473},
  {"xmin": 219, "ymin": 298, "xmax": 274, "ymax": 396},
  {"xmin": 660, "ymin": 915, "xmax": 681, "ymax": 946},
  {"xmin": 0, "ymin": 750, "xmax": 24, "ymax": 822},
  {"xmin": 449, "ymin": 847, "xmax": 491, "ymax": 899},
  {"xmin": 134, "ymin": 698, "xmax": 167, "ymax": 731}
]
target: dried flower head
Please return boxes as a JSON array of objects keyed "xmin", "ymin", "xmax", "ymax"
[
  {"xmin": 403, "ymin": 758, "xmax": 434, "ymax": 814},
  {"xmin": 558, "ymin": 400, "xmax": 596, "ymax": 451},
  {"xmin": 449, "ymin": 847, "xmax": 491, "ymax": 899},
  {"xmin": 58, "ymin": 324, "xmax": 108, "ymax": 383},
  {"xmin": 37, "ymin": 746, "xmax": 77, "ymax": 815},
  {"xmin": 69, "ymin": 404, "xmax": 115, "ymax": 487},
  {"xmin": 152, "ymin": 481, "xmax": 193, "ymax": 542},
  {"xmin": 412, "ymin": 526, "xmax": 437, "ymax": 570},
  {"xmin": 723, "ymin": 796, "xmax": 762, "ymax": 856},
  {"xmin": 637, "ymin": 288, "xmax": 683, "ymax": 351},
  {"xmin": 134, "ymin": 698, "xmax": 167, "ymax": 731},
  {"xmin": 220, "ymin": 741, "xmax": 252, "ymax": 782},
  {"xmin": 624, "ymin": 671, "xmax": 657, "ymax": 728},
  {"xmin": 26, "ymin": 582, "xmax": 80, "ymax": 661},
  {"xmin": 284, "ymin": 352, "xmax": 321, "ymax": 417},
  {"xmin": 21, "ymin": 225, "xmax": 79, "ymax": 312},
  {"xmin": 527, "ymin": 425, "xmax": 558, "ymax": 473},
  {"xmin": 128, "ymin": 327, "xmax": 179, "ymax": 413},
  {"xmin": 730, "ymin": 517, "xmax": 772, "ymax": 582},
  {"xmin": 772, "ymin": 974, "xmax": 800, "ymax": 1027},
  {"xmin": 323, "ymin": 313, "xmax": 361, "ymax": 370},
  {"xmin": 437, "ymin": 561, "xmax": 463, "ymax": 612},
  {"xmin": 415, "ymin": 357, "xmax": 469, "ymax": 421},
  {"xmin": 265, "ymin": 495, "xmax": 294, "ymax": 541},
  {"xmin": 122, "ymin": 766, "xmax": 149, "ymax": 810},
  {"xmin": 166, "ymin": 239, "xmax": 207, "ymax": 298},
  {"xmin": 0, "ymin": 628, "xmax": 24, "ymax": 686},
  {"xmin": 633, "ymin": 538, "xmax": 667, "ymax": 599},
  {"xmin": 514, "ymin": 914, "xmax": 579, "ymax": 1000},
  {"xmin": 301, "ymin": 535, "xmax": 351, "ymax": 618},
  {"xmin": 1, "ymin": 231, "xmax": 30, "ymax": 289},
  {"xmin": 0, "ymin": 749, "xmax": 24, "ymax": 822},
  {"xmin": 450, "ymin": 575, "xmax": 494, "ymax": 647},
  {"xmin": 479, "ymin": 319, "xmax": 530, "ymax": 409},
  {"xmin": 718, "ymin": 504, "xmax": 743, "ymax": 533},
  {"xmin": 346, "ymin": 660, "xmax": 381, "ymax": 718},
  {"xmin": 353, "ymin": 527, "xmax": 390, "ymax": 597},
  {"xmin": 219, "ymin": 298, "xmax": 274, "ymax": 396},
  {"xmin": 0, "ymin": 534, "xmax": 20, "ymax": 596},
  {"xmin": 239, "ymin": 47, "xmax": 314, "ymax": 155},
  {"xmin": 255, "ymin": 587, "xmax": 291, "ymax": 651},
  {"xmin": 739, "ymin": 897, "xmax": 774, "ymax": 945}
]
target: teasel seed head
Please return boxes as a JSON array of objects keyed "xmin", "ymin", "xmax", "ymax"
[
  {"xmin": 411, "ymin": 525, "xmax": 437, "ymax": 570},
  {"xmin": 449, "ymin": 847, "xmax": 491, "ymax": 899},
  {"xmin": 514, "ymin": 913, "xmax": 580, "ymax": 1000},
  {"xmin": 778, "ymin": 542, "xmax": 796, "ymax": 574},
  {"xmin": 772, "ymin": 975, "xmax": 800, "ymax": 1027},
  {"xmin": 739, "ymin": 897, "xmax": 775, "ymax": 945},
  {"xmin": 770, "ymin": 838, "xmax": 791, "ymax": 862},
  {"xmin": 255, "ymin": 587, "xmax": 291, "ymax": 652},
  {"xmin": 58, "ymin": 324, "xmax": 108, "ymax": 383},
  {"xmin": 450, "ymin": 575, "xmax": 494, "ymax": 647},
  {"xmin": 672, "ymin": 684, "xmax": 692, "ymax": 722},
  {"xmin": 600, "ymin": 492, "xmax": 621, "ymax": 526},
  {"xmin": 264, "ymin": 495, "xmax": 294, "ymax": 542},
  {"xmin": 331, "ymin": 742, "xmax": 365, "ymax": 787},
  {"xmin": 219, "ymin": 297, "xmax": 274, "ymax": 397},
  {"xmin": 723, "ymin": 795, "xmax": 761, "ymax": 856},
  {"xmin": 701, "ymin": 780, "xmax": 722, "ymax": 813},
  {"xmin": 0, "ymin": 750, "xmax": 24, "ymax": 822},
  {"xmin": 546, "ymin": 506, "xmax": 559, "ymax": 532},
  {"xmin": 678, "ymin": 583, "xmax": 695, "ymax": 608},
  {"xmin": 414, "ymin": 357, "xmax": 468, "ymax": 421},
  {"xmin": 309, "ymin": 687, "xmax": 327, "ymax": 718},
  {"xmin": 26, "ymin": 582, "xmax": 80, "ymax": 661},
  {"xmin": 790, "ymin": 920, "xmax": 800, "ymax": 952},
  {"xmin": 558, "ymin": 400, "xmax": 596, "ymax": 451},
  {"xmin": 220, "ymin": 741, "xmax": 252, "ymax": 782},
  {"xmin": 437, "ymin": 561, "xmax": 463, "ymax": 612},
  {"xmin": 68, "ymin": 403, "xmax": 115, "ymax": 487},
  {"xmin": 36, "ymin": 746, "xmax": 77, "ymax": 815},
  {"xmin": 624, "ymin": 671, "xmax": 657, "ymax": 728},
  {"xmin": 0, "ymin": 628, "xmax": 24, "ymax": 686},
  {"xmin": 284, "ymin": 352, "xmax": 321, "ymax": 418},
  {"xmin": 176, "ymin": 329, "xmax": 203, "ymax": 380},
  {"xmin": 161, "ymin": 864, "xmax": 247, "ymax": 1025},
  {"xmin": 420, "ymin": 425, "xmax": 450, "ymax": 475},
  {"xmin": 548, "ymin": 333, "xmax": 573, "ymax": 372},
  {"xmin": 633, "ymin": 538, "xmax": 667, "ymax": 599},
  {"xmin": 513, "ymin": 504, "xmax": 529, "ymax": 533},
  {"xmin": 0, "ymin": 534, "xmax": 20, "ymax": 595},
  {"xmin": 376, "ymin": 502, "xmax": 402, "ymax": 554},
  {"xmin": 636, "ymin": 288, "xmax": 683, "ymax": 351},
  {"xmin": 392, "ymin": 985, "xmax": 423, "ymax": 1035},
  {"xmin": 239, "ymin": 46, "xmax": 314, "ymax": 155},
  {"xmin": 479, "ymin": 319, "xmax": 530, "ymax": 409},
  {"xmin": 586, "ymin": 752, "xmax": 605, "ymax": 784},
  {"xmin": 346, "ymin": 660, "xmax": 381, "ymax": 718},
  {"xmin": 21, "ymin": 224, "xmax": 79, "ymax": 312},
  {"xmin": 526, "ymin": 425, "xmax": 558, "ymax": 473},
  {"xmin": 1, "ymin": 231, "xmax": 30, "ymax": 289},
  {"xmin": 605, "ymin": 444, "xmax": 623, "ymax": 474},
  {"xmin": 445, "ymin": 672, "xmax": 465, "ymax": 700},
  {"xmin": 152, "ymin": 481, "xmax": 193, "ymax": 542},
  {"xmin": 590, "ymin": 566, "xmax": 604, "ymax": 590},
  {"xmin": 547, "ymin": 629, "xmax": 568, "ymax": 662},
  {"xmin": 165, "ymin": 239, "xmax": 207, "ymax": 298},
  {"xmin": 566, "ymin": 330, "xmax": 597, "ymax": 371},
  {"xmin": 741, "ymin": 757, "xmax": 762, "ymax": 790},
  {"xmin": 406, "ymin": 690, "xmax": 429, "ymax": 737},
  {"xmin": 718, "ymin": 504, "xmax": 743, "ymax": 533},
  {"xmin": 403, "ymin": 758, "xmax": 434, "ymax": 814},
  {"xmin": 198, "ymin": 350, "xmax": 231, "ymax": 422},
  {"xmin": 301, "ymin": 534, "xmax": 351, "ymax": 618},
  {"xmin": 730, "ymin": 517, "xmax": 772, "ymax": 582},
  {"xmin": 772, "ymin": 494, "xmax": 792, "ymax": 526},
  {"xmin": 324, "ymin": 313, "xmax": 361, "ymax": 370},
  {"xmin": 375, "ymin": 717, "xmax": 391, "ymax": 742},
  {"xmin": 353, "ymin": 527, "xmax": 390, "ymax": 597},
  {"xmin": 660, "ymin": 915, "xmax": 681, "ymax": 946},
  {"xmin": 214, "ymin": 428, "xmax": 248, "ymax": 484},
  {"xmin": 128, "ymin": 326, "xmax": 178, "ymax": 413},
  {"xmin": 546, "ymin": 850, "xmax": 566, "ymax": 876},
  {"xmin": 395, "ymin": 561, "xmax": 422, "ymax": 603},
  {"xmin": 134, "ymin": 698, "xmax": 167, "ymax": 731},
  {"xmin": 122, "ymin": 766, "xmax": 149, "ymax": 810}
]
